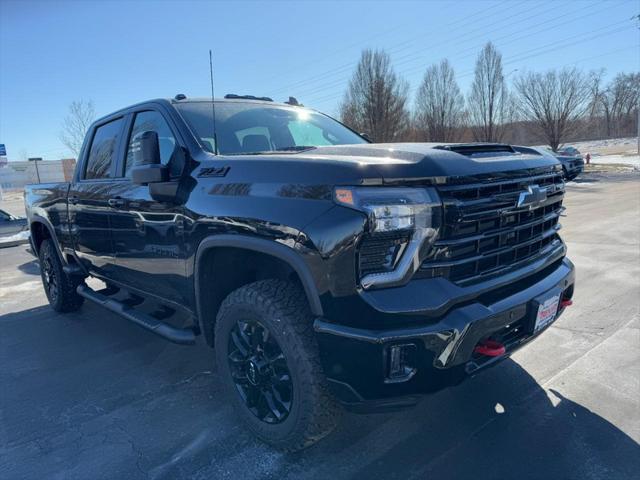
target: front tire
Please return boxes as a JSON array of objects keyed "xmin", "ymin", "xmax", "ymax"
[
  {"xmin": 214, "ymin": 279, "xmax": 340, "ymax": 451},
  {"xmin": 38, "ymin": 239, "xmax": 84, "ymax": 312}
]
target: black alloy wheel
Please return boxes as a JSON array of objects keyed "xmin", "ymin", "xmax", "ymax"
[
  {"xmin": 41, "ymin": 254, "xmax": 59, "ymax": 304},
  {"xmin": 38, "ymin": 239, "xmax": 84, "ymax": 312},
  {"xmin": 227, "ymin": 319, "xmax": 293, "ymax": 424},
  {"xmin": 215, "ymin": 280, "xmax": 340, "ymax": 451}
]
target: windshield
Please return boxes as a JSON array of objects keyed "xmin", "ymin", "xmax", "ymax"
[{"xmin": 174, "ymin": 101, "xmax": 367, "ymax": 155}]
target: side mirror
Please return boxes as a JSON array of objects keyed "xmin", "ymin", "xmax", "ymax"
[{"xmin": 131, "ymin": 131, "xmax": 169, "ymax": 185}]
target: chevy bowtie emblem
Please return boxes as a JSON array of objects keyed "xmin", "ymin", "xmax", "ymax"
[{"xmin": 517, "ymin": 184, "xmax": 547, "ymax": 210}]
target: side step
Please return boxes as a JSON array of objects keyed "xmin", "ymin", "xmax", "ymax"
[{"xmin": 76, "ymin": 285, "xmax": 197, "ymax": 345}]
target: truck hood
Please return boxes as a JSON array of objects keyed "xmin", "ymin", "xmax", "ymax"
[
  {"xmin": 300, "ymin": 143, "xmax": 560, "ymax": 183},
  {"xmin": 199, "ymin": 142, "xmax": 560, "ymax": 190}
]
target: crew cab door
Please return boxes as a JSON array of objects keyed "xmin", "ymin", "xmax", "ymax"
[
  {"xmin": 68, "ymin": 116, "xmax": 126, "ymax": 277},
  {"xmin": 107, "ymin": 108, "xmax": 188, "ymax": 305}
]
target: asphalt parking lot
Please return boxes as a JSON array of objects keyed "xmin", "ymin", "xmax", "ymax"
[{"xmin": 1, "ymin": 172, "xmax": 639, "ymax": 480}]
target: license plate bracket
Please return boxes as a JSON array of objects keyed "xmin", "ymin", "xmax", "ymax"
[{"xmin": 533, "ymin": 289, "xmax": 561, "ymax": 334}]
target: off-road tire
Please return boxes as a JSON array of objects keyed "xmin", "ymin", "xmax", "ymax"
[
  {"xmin": 215, "ymin": 279, "xmax": 341, "ymax": 451},
  {"xmin": 38, "ymin": 239, "xmax": 84, "ymax": 312}
]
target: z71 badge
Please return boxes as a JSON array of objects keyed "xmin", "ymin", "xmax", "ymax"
[{"xmin": 198, "ymin": 166, "xmax": 230, "ymax": 178}]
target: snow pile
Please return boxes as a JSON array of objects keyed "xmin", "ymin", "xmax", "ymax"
[{"xmin": 0, "ymin": 230, "xmax": 30, "ymax": 247}]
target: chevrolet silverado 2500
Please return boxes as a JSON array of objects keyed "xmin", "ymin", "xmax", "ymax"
[{"xmin": 24, "ymin": 95, "xmax": 575, "ymax": 450}]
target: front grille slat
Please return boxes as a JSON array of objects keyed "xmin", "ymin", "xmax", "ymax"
[
  {"xmin": 435, "ymin": 206, "xmax": 564, "ymax": 247},
  {"xmin": 427, "ymin": 225, "xmax": 561, "ymax": 268},
  {"xmin": 419, "ymin": 166, "xmax": 565, "ymax": 284},
  {"xmin": 454, "ymin": 191, "xmax": 564, "ymax": 223},
  {"xmin": 438, "ymin": 171, "xmax": 562, "ymax": 194}
]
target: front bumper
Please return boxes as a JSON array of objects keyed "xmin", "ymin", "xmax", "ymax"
[
  {"xmin": 314, "ymin": 257, "xmax": 575, "ymax": 412},
  {"xmin": 564, "ymin": 160, "xmax": 584, "ymax": 178}
]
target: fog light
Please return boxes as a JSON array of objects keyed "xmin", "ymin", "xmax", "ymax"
[{"xmin": 385, "ymin": 344, "xmax": 417, "ymax": 383}]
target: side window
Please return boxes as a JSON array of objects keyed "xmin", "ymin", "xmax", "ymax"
[
  {"xmin": 125, "ymin": 111, "xmax": 177, "ymax": 177},
  {"xmin": 84, "ymin": 118, "xmax": 123, "ymax": 179},
  {"xmin": 288, "ymin": 120, "xmax": 334, "ymax": 146}
]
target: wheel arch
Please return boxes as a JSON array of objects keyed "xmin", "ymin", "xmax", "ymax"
[
  {"xmin": 29, "ymin": 216, "xmax": 63, "ymax": 261},
  {"xmin": 194, "ymin": 235, "xmax": 323, "ymax": 346}
]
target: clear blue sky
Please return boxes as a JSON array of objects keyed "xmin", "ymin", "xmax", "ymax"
[{"xmin": 1, "ymin": 0, "xmax": 638, "ymax": 160}]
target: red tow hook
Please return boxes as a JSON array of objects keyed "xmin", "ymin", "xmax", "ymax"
[
  {"xmin": 474, "ymin": 339, "xmax": 506, "ymax": 357},
  {"xmin": 560, "ymin": 299, "xmax": 573, "ymax": 308}
]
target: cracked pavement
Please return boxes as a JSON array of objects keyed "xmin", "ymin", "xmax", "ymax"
[{"xmin": 1, "ymin": 172, "xmax": 638, "ymax": 479}]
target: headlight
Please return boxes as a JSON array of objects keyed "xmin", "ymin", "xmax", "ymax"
[{"xmin": 334, "ymin": 187, "xmax": 441, "ymax": 289}]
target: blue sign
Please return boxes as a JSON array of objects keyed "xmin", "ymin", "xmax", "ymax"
[{"xmin": 0, "ymin": 144, "xmax": 5, "ymax": 156}]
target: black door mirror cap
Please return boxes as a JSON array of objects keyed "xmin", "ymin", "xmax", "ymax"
[
  {"xmin": 131, "ymin": 164, "xmax": 169, "ymax": 185},
  {"xmin": 135, "ymin": 130, "xmax": 161, "ymax": 166}
]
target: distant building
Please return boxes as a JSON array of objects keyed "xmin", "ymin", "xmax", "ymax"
[{"xmin": 0, "ymin": 158, "xmax": 76, "ymax": 191}]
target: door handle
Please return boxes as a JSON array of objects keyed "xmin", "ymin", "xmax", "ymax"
[{"xmin": 108, "ymin": 197, "xmax": 126, "ymax": 208}]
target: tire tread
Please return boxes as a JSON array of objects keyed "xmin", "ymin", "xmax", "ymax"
[
  {"xmin": 216, "ymin": 279, "xmax": 340, "ymax": 451},
  {"xmin": 39, "ymin": 239, "xmax": 84, "ymax": 312}
]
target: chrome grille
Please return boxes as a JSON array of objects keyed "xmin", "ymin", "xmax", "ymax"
[{"xmin": 418, "ymin": 167, "xmax": 565, "ymax": 284}]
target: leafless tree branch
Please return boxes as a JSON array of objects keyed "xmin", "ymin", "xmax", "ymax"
[
  {"xmin": 514, "ymin": 68, "xmax": 593, "ymax": 151},
  {"xmin": 414, "ymin": 59, "xmax": 465, "ymax": 142},
  {"xmin": 595, "ymin": 72, "xmax": 640, "ymax": 137},
  {"xmin": 339, "ymin": 49, "xmax": 410, "ymax": 142},
  {"xmin": 59, "ymin": 100, "xmax": 96, "ymax": 158},
  {"xmin": 467, "ymin": 42, "xmax": 509, "ymax": 142}
]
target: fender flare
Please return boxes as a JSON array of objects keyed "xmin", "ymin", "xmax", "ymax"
[
  {"xmin": 194, "ymin": 234, "xmax": 324, "ymax": 338},
  {"xmin": 29, "ymin": 215, "xmax": 66, "ymax": 263}
]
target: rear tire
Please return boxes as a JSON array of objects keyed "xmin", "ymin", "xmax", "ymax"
[
  {"xmin": 38, "ymin": 239, "xmax": 84, "ymax": 312},
  {"xmin": 214, "ymin": 279, "xmax": 340, "ymax": 451}
]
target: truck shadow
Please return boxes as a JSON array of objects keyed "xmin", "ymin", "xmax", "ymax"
[
  {"xmin": 16, "ymin": 258, "xmax": 40, "ymax": 276},
  {"xmin": 281, "ymin": 358, "xmax": 640, "ymax": 480},
  {"xmin": 1, "ymin": 303, "xmax": 638, "ymax": 480}
]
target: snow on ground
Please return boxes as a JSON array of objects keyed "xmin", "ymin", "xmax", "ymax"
[
  {"xmin": 0, "ymin": 230, "xmax": 30, "ymax": 247},
  {"xmin": 570, "ymin": 136, "xmax": 637, "ymax": 155},
  {"xmin": 537, "ymin": 136, "xmax": 640, "ymax": 168},
  {"xmin": 589, "ymin": 153, "xmax": 640, "ymax": 168}
]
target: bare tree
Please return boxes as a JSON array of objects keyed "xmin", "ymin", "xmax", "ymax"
[
  {"xmin": 514, "ymin": 68, "xmax": 592, "ymax": 151},
  {"xmin": 59, "ymin": 100, "xmax": 96, "ymax": 157},
  {"xmin": 597, "ymin": 72, "xmax": 640, "ymax": 137},
  {"xmin": 467, "ymin": 43, "xmax": 509, "ymax": 142},
  {"xmin": 414, "ymin": 59, "xmax": 465, "ymax": 142},
  {"xmin": 339, "ymin": 49, "xmax": 410, "ymax": 142}
]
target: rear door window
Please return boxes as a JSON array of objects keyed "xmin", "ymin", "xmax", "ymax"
[{"xmin": 84, "ymin": 118, "xmax": 124, "ymax": 179}]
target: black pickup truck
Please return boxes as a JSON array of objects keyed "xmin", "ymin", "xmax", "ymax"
[{"xmin": 24, "ymin": 95, "xmax": 575, "ymax": 450}]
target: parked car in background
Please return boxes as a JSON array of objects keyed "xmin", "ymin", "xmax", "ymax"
[
  {"xmin": 513, "ymin": 146, "xmax": 584, "ymax": 181},
  {"xmin": 557, "ymin": 146, "xmax": 580, "ymax": 157},
  {"xmin": 554, "ymin": 146, "xmax": 585, "ymax": 181},
  {"xmin": 0, "ymin": 208, "xmax": 29, "ymax": 248}
]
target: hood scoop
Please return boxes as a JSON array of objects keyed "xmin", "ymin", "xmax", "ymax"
[{"xmin": 434, "ymin": 143, "xmax": 517, "ymax": 158}]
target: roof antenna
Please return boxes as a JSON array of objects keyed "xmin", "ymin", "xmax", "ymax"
[{"xmin": 209, "ymin": 49, "xmax": 219, "ymax": 155}]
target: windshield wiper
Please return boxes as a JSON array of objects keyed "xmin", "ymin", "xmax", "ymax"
[
  {"xmin": 223, "ymin": 146, "xmax": 317, "ymax": 156},
  {"xmin": 273, "ymin": 146, "xmax": 317, "ymax": 152}
]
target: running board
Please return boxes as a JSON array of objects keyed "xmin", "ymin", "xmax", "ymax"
[{"xmin": 76, "ymin": 285, "xmax": 197, "ymax": 345}]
